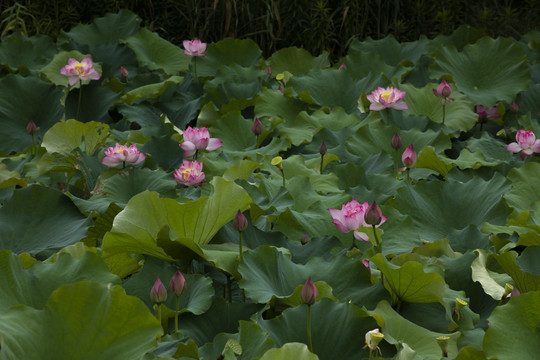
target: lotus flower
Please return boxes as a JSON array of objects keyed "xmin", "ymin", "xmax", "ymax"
[
  {"xmin": 150, "ymin": 277, "xmax": 167, "ymax": 304},
  {"xmin": 169, "ymin": 270, "xmax": 187, "ymax": 297},
  {"xmin": 183, "ymin": 39, "xmax": 207, "ymax": 57},
  {"xmin": 391, "ymin": 132, "xmax": 402, "ymax": 150},
  {"xmin": 328, "ymin": 200, "xmax": 387, "ymax": 241},
  {"xmin": 233, "ymin": 210, "xmax": 248, "ymax": 231},
  {"xmin": 60, "ymin": 57, "xmax": 101, "ymax": 86},
  {"xmin": 119, "ymin": 66, "xmax": 129, "ymax": 77},
  {"xmin": 180, "ymin": 126, "xmax": 223, "ymax": 158},
  {"xmin": 401, "ymin": 144, "xmax": 417, "ymax": 168},
  {"xmin": 432, "ymin": 80, "xmax": 454, "ymax": 101},
  {"xmin": 26, "ymin": 120, "xmax": 37, "ymax": 135},
  {"xmin": 102, "ymin": 143, "xmax": 146, "ymax": 167},
  {"xmin": 364, "ymin": 202, "xmax": 383, "ymax": 226},
  {"xmin": 252, "ymin": 118, "xmax": 264, "ymax": 136},
  {"xmin": 301, "ymin": 277, "xmax": 318, "ymax": 305},
  {"xmin": 506, "ymin": 129, "xmax": 540, "ymax": 160},
  {"xmin": 173, "ymin": 160, "xmax": 205, "ymax": 186},
  {"xmin": 367, "ymin": 86, "xmax": 408, "ymax": 111},
  {"xmin": 475, "ymin": 104, "xmax": 501, "ymax": 123}
]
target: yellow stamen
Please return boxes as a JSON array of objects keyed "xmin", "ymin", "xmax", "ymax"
[
  {"xmin": 182, "ymin": 168, "xmax": 193, "ymax": 180},
  {"xmin": 74, "ymin": 63, "xmax": 84, "ymax": 74},
  {"xmin": 382, "ymin": 91, "xmax": 391, "ymax": 102}
]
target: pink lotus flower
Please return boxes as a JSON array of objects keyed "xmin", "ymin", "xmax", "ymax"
[
  {"xmin": 180, "ymin": 126, "xmax": 223, "ymax": 158},
  {"xmin": 301, "ymin": 277, "xmax": 318, "ymax": 305},
  {"xmin": 367, "ymin": 86, "xmax": 408, "ymax": 111},
  {"xmin": 60, "ymin": 57, "xmax": 101, "ymax": 86},
  {"xmin": 506, "ymin": 129, "xmax": 540, "ymax": 160},
  {"xmin": 328, "ymin": 200, "xmax": 387, "ymax": 241},
  {"xmin": 475, "ymin": 104, "xmax": 501, "ymax": 123},
  {"xmin": 432, "ymin": 80, "xmax": 454, "ymax": 101},
  {"xmin": 173, "ymin": 160, "xmax": 205, "ymax": 186},
  {"xmin": 183, "ymin": 39, "xmax": 207, "ymax": 57},
  {"xmin": 119, "ymin": 66, "xmax": 129, "ymax": 77},
  {"xmin": 338, "ymin": 63, "xmax": 347, "ymax": 70},
  {"xmin": 402, "ymin": 144, "xmax": 417, "ymax": 168},
  {"xmin": 169, "ymin": 270, "xmax": 187, "ymax": 297},
  {"xmin": 150, "ymin": 277, "xmax": 167, "ymax": 304},
  {"xmin": 102, "ymin": 143, "xmax": 146, "ymax": 167}
]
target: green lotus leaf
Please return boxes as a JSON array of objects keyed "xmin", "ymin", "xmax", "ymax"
[
  {"xmin": 198, "ymin": 321, "xmax": 275, "ymax": 360},
  {"xmin": 257, "ymin": 343, "xmax": 319, "ymax": 360},
  {"xmin": 0, "ymin": 249, "xmax": 119, "ymax": 316},
  {"xmin": 484, "ymin": 291, "xmax": 540, "ymax": 360},
  {"xmin": 41, "ymin": 119, "xmax": 109, "ymax": 156},
  {"xmin": 414, "ymin": 146, "xmax": 456, "ymax": 177},
  {"xmin": 494, "ymin": 251, "xmax": 540, "ymax": 293},
  {"xmin": 369, "ymin": 300, "xmax": 461, "ymax": 359},
  {"xmin": 58, "ymin": 9, "xmax": 140, "ymax": 47},
  {"xmin": 516, "ymin": 246, "xmax": 540, "ymax": 274},
  {"xmin": 64, "ymin": 80, "xmax": 120, "ymax": 123},
  {"xmin": 343, "ymin": 50, "xmax": 409, "ymax": 82},
  {"xmin": 40, "ymin": 50, "xmax": 103, "ymax": 87},
  {"xmin": 0, "ymin": 282, "xmax": 161, "ymax": 360},
  {"xmin": 504, "ymin": 161, "xmax": 540, "ymax": 214},
  {"xmin": 0, "ymin": 34, "xmax": 56, "ymax": 72},
  {"xmin": 195, "ymin": 38, "xmax": 262, "ymax": 77},
  {"xmin": 123, "ymin": 256, "xmax": 213, "ymax": 316},
  {"xmin": 0, "ymin": 185, "xmax": 92, "ymax": 259},
  {"xmin": 0, "ymin": 74, "xmax": 64, "ymax": 153},
  {"xmin": 350, "ymin": 35, "xmax": 432, "ymax": 66},
  {"xmin": 471, "ymin": 249, "xmax": 509, "ymax": 300},
  {"xmin": 0, "ymin": 162, "xmax": 27, "ymax": 189},
  {"xmin": 124, "ymin": 28, "xmax": 190, "ymax": 75},
  {"xmin": 430, "ymin": 37, "xmax": 530, "ymax": 107},
  {"xmin": 432, "ymin": 25, "xmax": 487, "ymax": 51},
  {"xmin": 268, "ymin": 47, "xmax": 329, "ymax": 75},
  {"xmin": 401, "ymin": 82, "xmax": 478, "ymax": 132},
  {"xmin": 121, "ymin": 76, "xmax": 184, "ymax": 105},
  {"xmin": 371, "ymin": 253, "xmax": 446, "ymax": 304},
  {"xmin": 482, "ymin": 211, "xmax": 540, "ymax": 247},
  {"xmin": 257, "ymin": 298, "xmax": 376, "ymax": 360},
  {"xmin": 388, "ymin": 174, "xmax": 510, "ymax": 251}
]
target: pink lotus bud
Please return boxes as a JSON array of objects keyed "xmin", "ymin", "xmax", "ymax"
[
  {"xmin": 233, "ymin": 210, "xmax": 248, "ymax": 231},
  {"xmin": 433, "ymin": 80, "xmax": 452, "ymax": 98},
  {"xmin": 402, "ymin": 144, "xmax": 416, "ymax": 168},
  {"xmin": 510, "ymin": 101, "xmax": 518, "ymax": 113},
  {"xmin": 26, "ymin": 120, "xmax": 37, "ymax": 135},
  {"xmin": 150, "ymin": 277, "xmax": 167, "ymax": 304},
  {"xmin": 169, "ymin": 270, "xmax": 187, "ymax": 297},
  {"xmin": 319, "ymin": 142, "xmax": 327, "ymax": 155},
  {"xmin": 391, "ymin": 132, "xmax": 402, "ymax": 150},
  {"xmin": 120, "ymin": 66, "xmax": 129, "ymax": 77},
  {"xmin": 301, "ymin": 277, "xmax": 317, "ymax": 305},
  {"xmin": 252, "ymin": 118, "xmax": 264, "ymax": 136},
  {"xmin": 364, "ymin": 202, "xmax": 383, "ymax": 226},
  {"xmin": 301, "ymin": 232, "xmax": 310, "ymax": 245},
  {"xmin": 338, "ymin": 63, "xmax": 347, "ymax": 70}
]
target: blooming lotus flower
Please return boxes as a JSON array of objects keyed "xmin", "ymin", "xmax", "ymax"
[
  {"xmin": 475, "ymin": 104, "xmax": 501, "ymax": 123},
  {"xmin": 60, "ymin": 57, "xmax": 101, "ymax": 86},
  {"xmin": 432, "ymin": 80, "xmax": 454, "ymax": 101},
  {"xmin": 301, "ymin": 277, "xmax": 318, "ymax": 305},
  {"xmin": 169, "ymin": 270, "xmax": 187, "ymax": 297},
  {"xmin": 401, "ymin": 144, "xmax": 416, "ymax": 168},
  {"xmin": 173, "ymin": 160, "xmax": 205, "ymax": 187},
  {"xmin": 328, "ymin": 200, "xmax": 385, "ymax": 242},
  {"xmin": 102, "ymin": 143, "xmax": 146, "ymax": 167},
  {"xmin": 183, "ymin": 39, "xmax": 207, "ymax": 57},
  {"xmin": 180, "ymin": 126, "xmax": 223, "ymax": 158},
  {"xmin": 150, "ymin": 277, "xmax": 167, "ymax": 304},
  {"xmin": 506, "ymin": 129, "xmax": 540, "ymax": 160},
  {"xmin": 367, "ymin": 86, "xmax": 408, "ymax": 111}
]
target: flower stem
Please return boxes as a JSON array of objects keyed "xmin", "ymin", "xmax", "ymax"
[
  {"xmin": 193, "ymin": 57, "xmax": 198, "ymax": 82},
  {"xmin": 76, "ymin": 80, "xmax": 82, "ymax": 121},
  {"xmin": 238, "ymin": 231, "xmax": 243, "ymax": 262},
  {"xmin": 319, "ymin": 153, "xmax": 324, "ymax": 174},
  {"xmin": 155, "ymin": 304, "xmax": 163, "ymax": 335},
  {"xmin": 442, "ymin": 102, "xmax": 446, "ymax": 125},
  {"xmin": 407, "ymin": 168, "xmax": 411, "ymax": 182},
  {"xmin": 174, "ymin": 296, "xmax": 180, "ymax": 333},
  {"xmin": 372, "ymin": 225, "xmax": 381, "ymax": 253},
  {"xmin": 385, "ymin": 108, "xmax": 390, "ymax": 126},
  {"xmin": 280, "ymin": 168, "xmax": 286, "ymax": 187},
  {"xmin": 307, "ymin": 304, "xmax": 313, "ymax": 352}
]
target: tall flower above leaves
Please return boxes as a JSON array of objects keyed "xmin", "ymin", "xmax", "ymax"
[
  {"xmin": 506, "ymin": 129, "xmax": 540, "ymax": 160},
  {"xmin": 60, "ymin": 57, "xmax": 101, "ymax": 86},
  {"xmin": 102, "ymin": 143, "xmax": 146, "ymax": 168},
  {"xmin": 150, "ymin": 277, "xmax": 167, "ymax": 305},
  {"xmin": 328, "ymin": 200, "xmax": 385, "ymax": 242},
  {"xmin": 301, "ymin": 278, "xmax": 318, "ymax": 305},
  {"xmin": 433, "ymin": 80, "xmax": 454, "ymax": 125},
  {"xmin": 180, "ymin": 126, "xmax": 223, "ymax": 159},
  {"xmin": 183, "ymin": 39, "xmax": 207, "ymax": 57},
  {"xmin": 173, "ymin": 160, "xmax": 205, "ymax": 187},
  {"xmin": 367, "ymin": 86, "xmax": 408, "ymax": 111},
  {"xmin": 401, "ymin": 144, "xmax": 417, "ymax": 168}
]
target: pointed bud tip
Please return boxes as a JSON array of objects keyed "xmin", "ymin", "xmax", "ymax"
[
  {"xmin": 300, "ymin": 277, "xmax": 317, "ymax": 305},
  {"xmin": 233, "ymin": 210, "xmax": 248, "ymax": 231}
]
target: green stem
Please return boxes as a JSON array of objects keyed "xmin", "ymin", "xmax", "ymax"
[
  {"xmin": 155, "ymin": 304, "xmax": 163, "ymax": 335},
  {"xmin": 76, "ymin": 80, "xmax": 82, "ymax": 121},
  {"xmin": 394, "ymin": 150, "xmax": 399, "ymax": 178},
  {"xmin": 442, "ymin": 102, "xmax": 446, "ymax": 125},
  {"xmin": 319, "ymin": 154, "xmax": 324, "ymax": 174},
  {"xmin": 407, "ymin": 168, "xmax": 411, "ymax": 182},
  {"xmin": 238, "ymin": 231, "xmax": 243, "ymax": 262},
  {"xmin": 280, "ymin": 168, "xmax": 286, "ymax": 187},
  {"xmin": 385, "ymin": 108, "xmax": 390, "ymax": 126},
  {"xmin": 193, "ymin": 56, "xmax": 198, "ymax": 82},
  {"xmin": 372, "ymin": 225, "xmax": 381, "ymax": 253},
  {"xmin": 307, "ymin": 304, "xmax": 313, "ymax": 352},
  {"xmin": 174, "ymin": 296, "xmax": 180, "ymax": 333}
]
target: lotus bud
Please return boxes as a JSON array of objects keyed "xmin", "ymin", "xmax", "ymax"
[
  {"xmin": 120, "ymin": 66, "xmax": 129, "ymax": 77},
  {"xmin": 436, "ymin": 336, "xmax": 450, "ymax": 357},
  {"xmin": 233, "ymin": 210, "xmax": 248, "ymax": 232},
  {"xmin": 391, "ymin": 132, "xmax": 402, "ymax": 150},
  {"xmin": 300, "ymin": 277, "xmax": 317, "ymax": 305},
  {"xmin": 319, "ymin": 142, "xmax": 327, "ymax": 155},
  {"xmin": 401, "ymin": 144, "xmax": 416, "ymax": 168},
  {"xmin": 364, "ymin": 202, "xmax": 383, "ymax": 226},
  {"xmin": 26, "ymin": 120, "xmax": 37, "ymax": 135},
  {"xmin": 169, "ymin": 270, "xmax": 187, "ymax": 297},
  {"xmin": 301, "ymin": 232, "xmax": 310, "ymax": 245},
  {"xmin": 510, "ymin": 101, "xmax": 518, "ymax": 113},
  {"xmin": 338, "ymin": 63, "xmax": 347, "ymax": 70},
  {"xmin": 511, "ymin": 286, "xmax": 520, "ymax": 297},
  {"xmin": 150, "ymin": 277, "xmax": 167, "ymax": 304},
  {"xmin": 252, "ymin": 118, "xmax": 264, "ymax": 136}
]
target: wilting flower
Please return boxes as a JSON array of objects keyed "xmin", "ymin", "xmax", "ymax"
[
  {"xmin": 102, "ymin": 143, "xmax": 146, "ymax": 167},
  {"xmin": 505, "ymin": 129, "xmax": 540, "ymax": 160},
  {"xmin": 60, "ymin": 57, "xmax": 101, "ymax": 86},
  {"xmin": 233, "ymin": 210, "xmax": 248, "ymax": 231},
  {"xmin": 183, "ymin": 39, "xmax": 207, "ymax": 57},
  {"xmin": 180, "ymin": 126, "xmax": 223, "ymax": 158},
  {"xmin": 150, "ymin": 277, "xmax": 167, "ymax": 304},
  {"xmin": 252, "ymin": 118, "xmax": 264, "ymax": 136},
  {"xmin": 173, "ymin": 160, "xmax": 205, "ymax": 187},
  {"xmin": 401, "ymin": 144, "xmax": 417, "ymax": 168},
  {"xmin": 432, "ymin": 80, "xmax": 454, "ymax": 101},
  {"xmin": 169, "ymin": 270, "xmax": 187, "ymax": 297},
  {"xmin": 364, "ymin": 328, "xmax": 384, "ymax": 355},
  {"xmin": 26, "ymin": 120, "xmax": 37, "ymax": 135},
  {"xmin": 476, "ymin": 104, "xmax": 501, "ymax": 123},
  {"xmin": 367, "ymin": 86, "xmax": 408, "ymax": 111},
  {"xmin": 301, "ymin": 277, "xmax": 318, "ymax": 305}
]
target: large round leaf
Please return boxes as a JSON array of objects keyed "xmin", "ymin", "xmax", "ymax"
[
  {"xmin": 268, "ymin": 47, "xmax": 329, "ymax": 75},
  {"xmin": 258, "ymin": 343, "xmax": 319, "ymax": 360},
  {"xmin": 0, "ymin": 282, "xmax": 161, "ymax": 360},
  {"xmin": 0, "ymin": 34, "xmax": 56, "ymax": 72},
  {"xmin": 0, "ymin": 185, "xmax": 92, "ymax": 259},
  {"xmin": 430, "ymin": 37, "xmax": 530, "ymax": 107},
  {"xmin": 504, "ymin": 161, "xmax": 540, "ymax": 214},
  {"xmin": 197, "ymin": 38, "xmax": 263, "ymax": 77},
  {"xmin": 41, "ymin": 119, "xmax": 109, "ymax": 156}
]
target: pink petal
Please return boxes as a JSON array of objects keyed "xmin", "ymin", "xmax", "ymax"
[
  {"xmin": 391, "ymin": 100, "xmax": 409, "ymax": 110},
  {"xmin": 206, "ymin": 138, "xmax": 223, "ymax": 151},
  {"xmin": 354, "ymin": 231, "xmax": 369, "ymax": 242},
  {"xmin": 505, "ymin": 143, "xmax": 522, "ymax": 153}
]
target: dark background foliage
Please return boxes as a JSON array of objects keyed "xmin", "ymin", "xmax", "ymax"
[{"xmin": 0, "ymin": 0, "xmax": 538, "ymax": 60}]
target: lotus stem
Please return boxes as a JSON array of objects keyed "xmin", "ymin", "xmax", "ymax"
[
  {"xmin": 372, "ymin": 225, "xmax": 381, "ymax": 253},
  {"xmin": 174, "ymin": 296, "xmax": 180, "ymax": 333},
  {"xmin": 307, "ymin": 304, "xmax": 313, "ymax": 352},
  {"xmin": 227, "ymin": 275, "xmax": 232, "ymax": 303},
  {"xmin": 76, "ymin": 80, "xmax": 82, "ymax": 121},
  {"xmin": 319, "ymin": 153, "xmax": 324, "ymax": 174},
  {"xmin": 193, "ymin": 56, "xmax": 198, "ymax": 82},
  {"xmin": 442, "ymin": 103, "xmax": 446, "ymax": 125}
]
